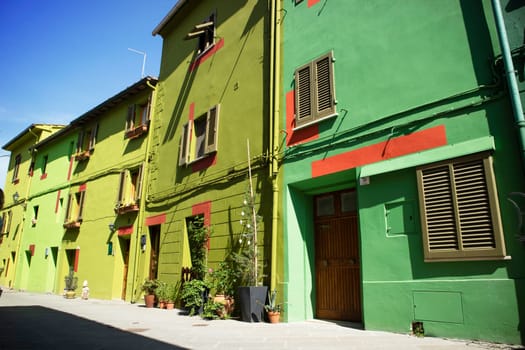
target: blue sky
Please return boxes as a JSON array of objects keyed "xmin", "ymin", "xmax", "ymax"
[{"xmin": 0, "ymin": 0, "xmax": 178, "ymax": 187}]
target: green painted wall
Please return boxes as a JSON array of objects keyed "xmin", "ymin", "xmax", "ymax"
[
  {"xmin": 143, "ymin": 0, "xmax": 272, "ymax": 298},
  {"xmin": 281, "ymin": 0, "xmax": 524, "ymax": 344}
]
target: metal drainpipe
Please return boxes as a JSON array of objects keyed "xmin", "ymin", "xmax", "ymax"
[
  {"xmin": 491, "ymin": 0, "xmax": 525, "ymax": 173},
  {"xmin": 269, "ymin": 0, "xmax": 281, "ymax": 291}
]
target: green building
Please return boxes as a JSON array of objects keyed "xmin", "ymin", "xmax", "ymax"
[
  {"xmin": 279, "ymin": 0, "xmax": 524, "ymax": 344},
  {"xmin": 140, "ymin": 0, "xmax": 275, "ymax": 297},
  {"xmin": 0, "ymin": 124, "xmax": 64, "ymax": 290}
]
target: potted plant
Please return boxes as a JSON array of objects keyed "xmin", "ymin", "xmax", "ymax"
[
  {"xmin": 64, "ymin": 268, "xmax": 78, "ymax": 299},
  {"xmin": 264, "ymin": 289, "xmax": 282, "ymax": 323},
  {"xmin": 181, "ymin": 279, "xmax": 209, "ymax": 316},
  {"xmin": 141, "ymin": 279, "xmax": 159, "ymax": 308},
  {"xmin": 233, "ymin": 174, "xmax": 267, "ymax": 322},
  {"xmin": 166, "ymin": 281, "xmax": 181, "ymax": 310},
  {"xmin": 209, "ymin": 262, "xmax": 236, "ymax": 317},
  {"xmin": 155, "ymin": 281, "xmax": 168, "ymax": 309}
]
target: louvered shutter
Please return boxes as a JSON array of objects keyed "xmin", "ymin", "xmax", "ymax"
[
  {"xmin": 314, "ymin": 53, "xmax": 335, "ymax": 119},
  {"xmin": 142, "ymin": 96, "xmax": 151, "ymax": 125},
  {"xmin": 76, "ymin": 131, "xmax": 84, "ymax": 153},
  {"xmin": 205, "ymin": 105, "xmax": 219, "ymax": 154},
  {"xmin": 295, "ymin": 64, "xmax": 313, "ymax": 128},
  {"xmin": 77, "ymin": 190, "xmax": 86, "ymax": 221},
  {"xmin": 89, "ymin": 124, "xmax": 98, "ymax": 150},
  {"xmin": 136, "ymin": 164, "xmax": 144, "ymax": 202},
  {"xmin": 417, "ymin": 154, "xmax": 506, "ymax": 261},
  {"xmin": 179, "ymin": 122, "xmax": 191, "ymax": 166},
  {"xmin": 117, "ymin": 171, "xmax": 126, "ymax": 207},
  {"xmin": 64, "ymin": 194, "xmax": 73, "ymax": 223},
  {"xmin": 127, "ymin": 105, "xmax": 135, "ymax": 131}
]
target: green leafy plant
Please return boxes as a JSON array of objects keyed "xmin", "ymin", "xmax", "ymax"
[
  {"xmin": 155, "ymin": 281, "xmax": 169, "ymax": 302},
  {"xmin": 187, "ymin": 216, "xmax": 210, "ymax": 281},
  {"xmin": 64, "ymin": 268, "xmax": 78, "ymax": 291},
  {"xmin": 263, "ymin": 289, "xmax": 282, "ymax": 313},
  {"xmin": 201, "ymin": 299, "xmax": 224, "ymax": 320},
  {"xmin": 181, "ymin": 279, "xmax": 209, "ymax": 316},
  {"xmin": 208, "ymin": 262, "xmax": 236, "ymax": 296},
  {"xmin": 167, "ymin": 281, "xmax": 182, "ymax": 303},
  {"xmin": 141, "ymin": 279, "xmax": 160, "ymax": 295}
]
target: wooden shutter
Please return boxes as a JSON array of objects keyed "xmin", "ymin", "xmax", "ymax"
[
  {"xmin": 205, "ymin": 105, "xmax": 219, "ymax": 154},
  {"xmin": 136, "ymin": 164, "xmax": 144, "ymax": 202},
  {"xmin": 295, "ymin": 64, "xmax": 313, "ymax": 127},
  {"xmin": 142, "ymin": 96, "xmax": 152, "ymax": 125},
  {"xmin": 179, "ymin": 122, "xmax": 191, "ymax": 166},
  {"xmin": 117, "ymin": 171, "xmax": 127, "ymax": 207},
  {"xmin": 89, "ymin": 124, "xmax": 98, "ymax": 150},
  {"xmin": 77, "ymin": 190, "xmax": 86, "ymax": 221},
  {"xmin": 126, "ymin": 105, "xmax": 135, "ymax": 131},
  {"xmin": 315, "ymin": 53, "xmax": 335, "ymax": 119},
  {"xmin": 417, "ymin": 154, "xmax": 506, "ymax": 261},
  {"xmin": 64, "ymin": 194, "xmax": 73, "ymax": 223},
  {"xmin": 76, "ymin": 131, "xmax": 84, "ymax": 153}
]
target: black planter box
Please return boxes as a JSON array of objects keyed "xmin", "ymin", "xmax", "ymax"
[{"xmin": 238, "ymin": 286, "xmax": 268, "ymax": 322}]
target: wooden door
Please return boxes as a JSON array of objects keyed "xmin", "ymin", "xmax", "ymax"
[
  {"xmin": 121, "ymin": 239, "xmax": 130, "ymax": 300},
  {"xmin": 315, "ymin": 190, "xmax": 361, "ymax": 321}
]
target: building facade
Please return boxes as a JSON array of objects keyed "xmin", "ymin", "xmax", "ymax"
[{"xmin": 280, "ymin": 0, "xmax": 524, "ymax": 344}]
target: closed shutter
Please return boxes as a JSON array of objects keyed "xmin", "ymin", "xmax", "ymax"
[
  {"xmin": 295, "ymin": 65, "xmax": 312, "ymax": 127},
  {"xmin": 417, "ymin": 154, "xmax": 506, "ymax": 261},
  {"xmin": 315, "ymin": 54, "xmax": 335, "ymax": 119},
  {"xmin": 205, "ymin": 105, "xmax": 219, "ymax": 154}
]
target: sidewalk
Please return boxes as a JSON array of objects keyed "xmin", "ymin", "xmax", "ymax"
[{"xmin": 0, "ymin": 289, "xmax": 521, "ymax": 350}]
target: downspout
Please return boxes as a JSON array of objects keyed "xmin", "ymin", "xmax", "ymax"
[
  {"xmin": 269, "ymin": 0, "xmax": 281, "ymax": 291},
  {"xmin": 491, "ymin": 0, "xmax": 525, "ymax": 173}
]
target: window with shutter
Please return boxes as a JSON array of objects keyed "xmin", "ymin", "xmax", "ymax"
[
  {"xmin": 12, "ymin": 154, "xmax": 21, "ymax": 183},
  {"xmin": 75, "ymin": 124, "xmax": 98, "ymax": 161},
  {"xmin": 294, "ymin": 51, "xmax": 336, "ymax": 129},
  {"xmin": 416, "ymin": 153, "xmax": 506, "ymax": 261},
  {"xmin": 125, "ymin": 97, "xmax": 150, "ymax": 139},
  {"xmin": 179, "ymin": 105, "xmax": 220, "ymax": 166},
  {"xmin": 186, "ymin": 13, "xmax": 216, "ymax": 57}
]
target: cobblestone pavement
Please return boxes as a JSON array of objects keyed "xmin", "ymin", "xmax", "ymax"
[{"xmin": 0, "ymin": 289, "xmax": 523, "ymax": 350}]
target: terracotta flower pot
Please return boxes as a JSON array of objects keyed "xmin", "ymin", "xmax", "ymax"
[
  {"xmin": 144, "ymin": 294, "xmax": 155, "ymax": 308},
  {"xmin": 267, "ymin": 311, "xmax": 280, "ymax": 323}
]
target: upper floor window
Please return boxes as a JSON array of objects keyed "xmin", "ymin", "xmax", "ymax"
[
  {"xmin": 179, "ymin": 105, "xmax": 219, "ymax": 166},
  {"xmin": 126, "ymin": 97, "xmax": 151, "ymax": 139},
  {"xmin": 75, "ymin": 124, "xmax": 98, "ymax": 161},
  {"xmin": 416, "ymin": 153, "xmax": 506, "ymax": 262},
  {"xmin": 115, "ymin": 164, "xmax": 144, "ymax": 214},
  {"xmin": 40, "ymin": 155, "xmax": 48, "ymax": 180},
  {"xmin": 294, "ymin": 51, "xmax": 336, "ymax": 129},
  {"xmin": 64, "ymin": 188, "xmax": 86, "ymax": 229},
  {"xmin": 12, "ymin": 154, "xmax": 21, "ymax": 184},
  {"xmin": 0, "ymin": 210, "xmax": 13, "ymax": 242},
  {"xmin": 186, "ymin": 13, "xmax": 216, "ymax": 57}
]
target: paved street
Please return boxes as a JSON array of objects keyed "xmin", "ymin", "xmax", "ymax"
[{"xmin": 0, "ymin": 289, "xmax": 522, "ymax": 350}]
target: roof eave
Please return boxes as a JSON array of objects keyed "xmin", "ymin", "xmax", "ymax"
[{"xmin": 152, "ymin": 0, "xmax": 191, "ymax": 36}]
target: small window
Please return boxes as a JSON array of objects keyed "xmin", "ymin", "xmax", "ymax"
[
  {"xmin": 12, "ymin": 154, "xmax": 21, "ymax": 183},
  {"xmin": 179, "ymin": 105, "xmax": 220, "ymax": 166},
  {"xmin": 416, "ymin": 153, "xmax": 506, "ymax": 261},
  {"xmin": 64, "ymin": 188, "xmax": 86, "ymax": 228},
  {"xmin": 75, "ymin": 124, "xmax": 98, "ymax": 161},
  {"xmin": 32, "ymin": 205, "xmax": 39, "ymax": 226},
  {"xmin": 1, "ymin": 210, "xmax": 13, "ymax": 238},
  {"xmin": 115, "ymin": 164, "xmax": 144, "ymax": 214},
  {"xmin": 126, "ymin": 96, "xmax": 151, "ymax": 139},
  {"xmin": 186, "ymin": 13, "xmax": 216, "ymax": 57},
  {"xmin": 294, "ymin": 51, "xmax": 336, "ymax": 129}
]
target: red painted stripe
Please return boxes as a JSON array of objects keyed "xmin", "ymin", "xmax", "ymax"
[
  {"xmin": 55, "ymin": 190, "xmax": 61, "ymax": 213},
  {"xmin": 145, "ymin": 213, "xmax": 166, "ymax": 226},
  {"xmin": 286, "ymin": 90, "xmax": 318, "ymax": 146},
  {"xmin": 79, "ymin": 183, "xmax": 87, "ymax": 192},
  {"xmin": 311, "ymin": 125, "xmax": 447, "ymax": 178},
  {"xmin": 74, "ymin": 248, "xmax": 80, "ymax": 272},
  {"xmin": 118, "ymin": 225, "xmax": 134, "ymax": 236},
  {"xmin": 189, "ymin": 102, "xmax": 195, "ymax": 122},
  {"xmin": 190, "ymin": 38, "xmax": 225, "ymax": 72},
  {"xmin": 308, "ymin": 0, "xmax": 321, "ymax": 7}
]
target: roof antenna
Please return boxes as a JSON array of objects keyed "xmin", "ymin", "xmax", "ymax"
[{"xmin": 128, "ymin": 48, "xmax": 147, "ymax": 78}]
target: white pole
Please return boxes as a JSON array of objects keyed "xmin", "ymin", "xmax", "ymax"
[{"xmin": 247, "ymin": 138, "xmax": 258, "ymax": 284}]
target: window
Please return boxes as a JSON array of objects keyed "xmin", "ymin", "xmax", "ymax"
[
  {"xmin": 126, "ymin": 97, "xmax": 151, "ymax": 139},
  {"xmin": 41, "ymin": 155, "xmax": 48, "ymax": 179},
  {"xmin": 115, "ymin": 164, "xmax": 144, "ymax": 214},
  {"xmin": 294, "ymin": 51, "xmax": 336, "ymax": 129},
  {"xmin": 186, "ymin": 13, "xmax": 216, "ymax": 56},
  {"xmin": 32, "ymin": 205, "xmax": 39, "ymax": 226},
  {"xmin": 12, "ymin": 154, "xmax": 21, "ymax": 183},
  {"xmin": 416, "ymin": 153, "xmax": 506, "ymax": 261},
  {"xmin": 75, "ymin": 124, "xmax": 98, "ymax": 161},
  {"xmin": 64, "ymin": 188, "xmax": 86, "ymax": 228},
  {"xmin": 179, "ymin": 105, "xmax": 219, "ymax": 166},
  {"xmin": 0, "ymin": 210, "xmax": 13, "ymax": 241}
]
